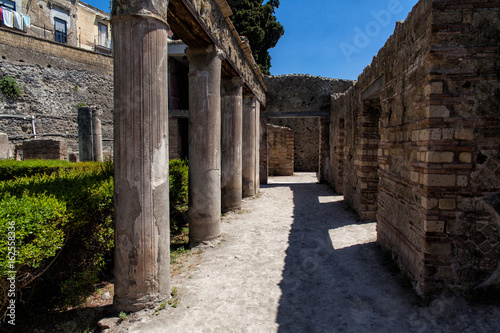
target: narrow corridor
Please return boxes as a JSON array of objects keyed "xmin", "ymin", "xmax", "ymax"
[{"xmin": 114, "ymin": 173, "xmax": 500, "ymax": 333}]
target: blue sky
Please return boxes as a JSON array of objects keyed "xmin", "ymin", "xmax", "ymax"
[{"xmin": 86, "ymin": 0, "xmax": 418, "ymax": 81}]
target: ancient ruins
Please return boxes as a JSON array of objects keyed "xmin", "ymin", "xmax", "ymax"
[
  {"xmin": 108, "ymin": 0, "xmax": 500, "ymax": 311},
  {"xmin": 0, "ymin": 0, "xmax": 498, "ymax": 314}
]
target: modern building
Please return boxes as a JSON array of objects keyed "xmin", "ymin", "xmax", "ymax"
[{"xmin": 0, "ymin": 0, "xmax": 112, "ymax": 55}]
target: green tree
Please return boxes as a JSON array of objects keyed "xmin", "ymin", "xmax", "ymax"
[{"xmin": 229, "ymin": 0, "xmax": 284, "ymax": 75}]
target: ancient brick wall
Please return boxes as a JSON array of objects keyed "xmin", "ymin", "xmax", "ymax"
[
  {"xmin": 267, "ymin": 118, "xmax": 320, "ymax": 172},
  {"xmin": 263, "ymin": 75, "xmax": 353, "ymax": 172},
  {"xmin": 329, "ymin": 0, "xmax": 500, "ymax": 295},
  {"xmin": 21, "ymin": 139, "xmax": 68, "ymax": 160},
  {"xmin": 267, "ymin": 124, "xmax": 294, "ymax": 176},
  {"xmin": 0, "ymin": 29, "xmax": 113, "ymax": 156}
]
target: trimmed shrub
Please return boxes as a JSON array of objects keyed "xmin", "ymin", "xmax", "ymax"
[
  {"xmin": 0, "ymin": 159, "xmax": 72, "ymax": 181},
  {"xmin": 0, "ymin": 161, "xmax": 114, "ymax": 312}
]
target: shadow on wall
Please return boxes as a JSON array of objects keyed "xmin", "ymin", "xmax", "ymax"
[{"xmin": 271, "ymin": 179, "xmax": 500, "ymax": 332}]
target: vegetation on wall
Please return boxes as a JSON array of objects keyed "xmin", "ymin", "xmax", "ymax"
[
  {"xmin": 0, "ymin": 75, "xmax": 23, "ymax": 99},
  {"xmin": 229, "ymin": 0, "xmax": 284, "ymax": 75}
]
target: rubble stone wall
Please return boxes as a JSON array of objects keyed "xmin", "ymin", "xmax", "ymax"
[
  {"xmin": 329, "ymin": 0, "xmax": 500, "ymax": 294},
  {"xmin": 0, "ymin": 29, "xmax": 113, "ymax": 157}
]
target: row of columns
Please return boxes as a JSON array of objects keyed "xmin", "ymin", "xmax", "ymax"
[
  {"xmin": 112, "ymin": 15, "xmax": 261, "ymax": 310},
  {"xmin": 188, "ymin": 46, "xmax": 261, "ymax": 243}
]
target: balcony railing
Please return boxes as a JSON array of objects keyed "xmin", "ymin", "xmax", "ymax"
[
  {"xmin": 97, "ymin": 35, "xmax": 112, "ymax": 50},
  {"xmin": 55, "ymin": 30, "xmax": 68, "ymax": 44}
]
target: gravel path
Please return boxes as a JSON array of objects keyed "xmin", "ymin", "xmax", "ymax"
[{"xmin": 114, "ymin": 173, "xmax": 500, "ymax": 333}]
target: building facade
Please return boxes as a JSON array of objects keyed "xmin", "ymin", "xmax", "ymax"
[{"xmin": 0, "ymin": 0, "xmax": 111, "ymax": 55}]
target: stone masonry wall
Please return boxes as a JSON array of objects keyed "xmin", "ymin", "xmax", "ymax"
[
  {"xmin": 267, "ymin": 124, "xmax": 293, "ymax": 176},
  {"xmin": 0, "ymin": 29, "xmax": 113, "ymax": 157},
  {"xmin": 263, "ymin": 75, "xmax": 353, "ymax": 172},
  {"xmin": 329, "ymin": 0, "xmax": 500, "ymax": 295},
  {"xmin": 21, "ymin": 139, "xmax": 68, "ymax": 160}
]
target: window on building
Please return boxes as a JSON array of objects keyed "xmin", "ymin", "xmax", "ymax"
[
  {"xmin": 54, "ymin": 17, "xmax": 67, "ymax": 44},
  {"xmin": 0, "ymin": 0, "xmax": 15, "ymax": 11},
  {"xmin": 98, "ymin": 22, "xmax": 109, "ymax": 48}
]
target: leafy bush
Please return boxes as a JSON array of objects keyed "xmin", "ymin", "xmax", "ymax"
[
  {"xmin": 169, "ymin": 159, "xmax": 189, "ymax": 233},
  {"xmin": 0, "ymin": 75, "xmax": 23, "ymax": 99},
  {"xmin": 0, "ymin": 161, "xmax": 114, "ymax": 312},
  {"xmin": 0, "ymin": 159, "xmax": 72, "ymax": 181}
]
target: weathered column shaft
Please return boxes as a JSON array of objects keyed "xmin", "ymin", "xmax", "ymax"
[
  {"xmin": 92, "ymin": 109, "xmax": 103, "ymax": 162},
  {"xmin": 188, "ymin": 46, "xmax": 222, "ymax": 243},
  {"xmin": 242, "ymin": 94, "xmax": 257, "ymax": 197},
  {"xmin": 254, "ymin": 101, "xmax": 260, "ymax": 193},
  {"xmin": 221, "ymin": 77, "xmax": 243, "ymax": 212},
  {"xmin": 112, "ymin": 11, "xmax": 170, "ymax": 312},
  {"xmin": 77, "ymin": 107, "xmax": 93, "ymax": 162}
]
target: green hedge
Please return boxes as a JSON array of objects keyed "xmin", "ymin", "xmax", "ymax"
[
  {"xmin": 0, "ymin": 158, "xmax": 189, "ymax": 315},
  {"xmin": 0, "ymin": 161, "xmax": 114, "ymax": 311},
  {"xmin": 0, "ymin": 159, "xmax": 85, "ymax": 181}
]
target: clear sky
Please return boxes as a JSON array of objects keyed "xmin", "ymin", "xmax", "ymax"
[{"xmin": 85, "ymin": 0, "xmax": 418, "ymax": 81}]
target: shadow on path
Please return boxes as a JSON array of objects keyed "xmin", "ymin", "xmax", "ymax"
[{"xmin": 270, "ymin": 175, "xmax": 500, "ymax": 333}]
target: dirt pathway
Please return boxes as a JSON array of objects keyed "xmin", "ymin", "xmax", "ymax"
[{"xmin": 113, "ymin": 173, "xmax": 500, "ymax": 333}]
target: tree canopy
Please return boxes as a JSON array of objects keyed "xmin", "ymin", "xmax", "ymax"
[{"xmin": 229, "ymin": 0, "xmax": 284, "ymax": 75}]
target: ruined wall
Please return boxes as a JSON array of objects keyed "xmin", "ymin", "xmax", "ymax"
[
  {"xmin": 266, "ymin": 117, "xmax": 319, "ymax": 172},
  {"xmin": 0, "ymin": 29, "xmax": 113, "ymax": 156},
  {"xmin": 267, "ymin": 124, "xmax": 293, "ymax": 176},
  {"xmin": 21, "ymin": 139, "xmax": 68, "ymax": 160},
  {"xmin": 263, "ymin": 75, "xmax": 353, "ymax": 172},
  {"xmin": 329, "ymin": 0, "xmax": 500, "ymax": 294}
]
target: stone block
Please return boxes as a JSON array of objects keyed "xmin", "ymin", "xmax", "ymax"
[
  {"xmin": 420, "ymin": 129, "xmax": 442, "ymax": 141},
  {"xmin": 424, "ymin": 220, "xmax": 445, "ymax": 233},
  {"xmin": 455, "ymin": 129, "xmax": 475, "ymax": 141},
  {"xmin": 425, "ymin": 81, "xmax": 444, "ymax": 95},
  {"xmin": 459, "ymin": 152, "xmax": 472, "ymax": 163},
  {"xmin": 439, "ymin": 199, "xmax": 456, "ymax": 210},
  {"xmin": 423, "ymin": 174, "xmax": 456, "ymax": 187},
  {"xmin": 426, "ymin": 105, "xmax": 450, "ymax": 118},
  {"xmin": 442, "ymin": 129, "xmax": 454, "ymax": 140},
  {"xmin": 422, "ymin": 197, "xmax": 438, "ymax": 209},
  {"xmin": 425, "ymin": 151, "xmax": 454, "ymax": 163}
]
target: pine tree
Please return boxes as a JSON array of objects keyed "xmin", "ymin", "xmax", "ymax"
[{"xmin": 229, "ymin": 0, "xmax": 284, "ymax": 75}]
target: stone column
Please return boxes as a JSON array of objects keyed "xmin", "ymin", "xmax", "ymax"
[
  {"xmin": 221, "ymin": 77, "xmax": 243, "ymax": 212},
  {"xmin": 188, "ymin": 46, "xmax": 222, "ymax": 244},
  {"xmin": 242, "ymin": 94, "xmax": 257, "ymax": 197},
  {"xmin": 77, "ymin": 107, "xmax": 93, "ymax": 162},
  {"xmin": 254, "ymin": 101, "xmax": 260, "ymax": 193},
  {"xmin": 111, "ymin": 0, "xmax": 170, "ymax": 312},
  {"xmin": 92, "ymin": 109, "xmax": 103, "ymax": 162}
]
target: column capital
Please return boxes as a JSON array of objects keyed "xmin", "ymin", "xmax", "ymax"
[
  {"xmin": 187, "ymin": 45, "xmax": 225, "ymax": 61},
  {"xmin": 111, "ymin": 0, "xmax": 169, "ymax": 24}
]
